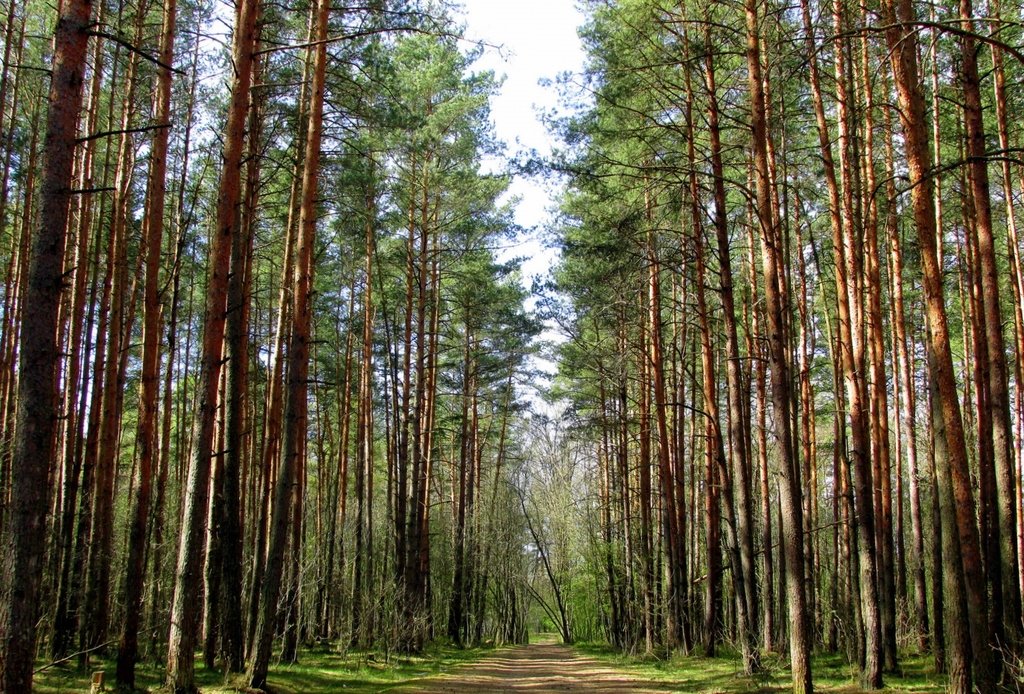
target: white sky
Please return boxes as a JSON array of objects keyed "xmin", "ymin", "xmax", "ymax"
[{"xmin": 459, "ymin": 0, "xmax": 587, "ymax": 284}]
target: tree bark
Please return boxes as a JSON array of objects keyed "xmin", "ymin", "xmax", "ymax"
[
  {"xmin": 830, "ymin": 0, "xmax": 883, "ymax": 683},
  {"xmin": 958, "ymin": 0, "xmax": 1020, "ymax": 653},
  {"xmin": 116, "ymin": 0, "xmax": 177, "ymax": 682},
  {"xmin": 246, "ymin": 0, "xmax": 327, "ymax": 685},
  {"xmin": 744, "ymin": 1, "xmax": 812, "ymax": 689},
  {"xmin": 991, "ymin": 0, "xmax": 1024, "ymax": 637},
  {"xmin": 883, "ymin": 101, "xmax": 928, "ymax": 652},
  {"xmin": 49, "ymin": 3, "xmax": 105, "ymax": 656},
  {"xmin": 0, "ymin": 0, "xmax": 93, "ymax": 685},
  {"xmin": 879, "ymin": 0, "xmax": 991, "ymax": 687},
  {"xmin": 218, "ymin": 43, "xmax": 262, "ymax": 673},
  {"xmin": 165, "ymin": 0, "xmax": 259, "ymax": 685},
  {"xmin": 855, "ymin": 4, "xmax": 897, "ymax": 667},
  {"xmin": 85, "ymin": 19, "xmax": 145, "ymax": 652},
  {"xmin": 689, "ymin": 62, "xmax": 759, "ymax": 664}
]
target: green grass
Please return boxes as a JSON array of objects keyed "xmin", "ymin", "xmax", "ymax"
[
  {"xmin": 34, "ymin": 641, "xmax": 494, "ymax": 693},
  {"xmin": 34, "ymin": 639, "xmax": 947, "ymax": 693},
  {"xmin": 572, "ymin": 642, "xmax": 946, "ymax": 693}
]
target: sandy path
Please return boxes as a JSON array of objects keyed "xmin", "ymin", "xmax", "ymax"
[{"xmin": 391, "ymin": 642, "xmax": 671, "ymax": 692}]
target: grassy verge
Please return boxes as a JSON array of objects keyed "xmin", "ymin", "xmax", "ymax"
[
  {"xmin": 572, "ymin": 642, "xmax": 946, "ymax": 693},
  {"xmin": 35, "ymin": 641, "xmax": 495, "ymax": 693}
]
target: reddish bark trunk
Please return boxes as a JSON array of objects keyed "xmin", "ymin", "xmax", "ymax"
[{"xmin": 0, "ymin": 0, "xmax": 93, "ymax": 686}]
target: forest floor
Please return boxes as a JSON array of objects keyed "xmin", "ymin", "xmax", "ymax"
[
  {"xmin": 568, "ymin": 641, "xmax": 947, "ymax": 693},
  {"xmin": 394, "ymin": 634, "xmax": 945, "ymax": 693},
  {"xmin": 390, "ymin": 636, "xmax": 665, "ymax": 692},
  {"xmin": 34, "ymin": 635, "xmax": 946, "ymax": 692}
]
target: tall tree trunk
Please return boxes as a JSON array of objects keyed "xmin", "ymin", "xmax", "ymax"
[
  {"xmin": 926, "ymin": 19, "xmax": 948, "ymax": 674},
  {"xmin": 404, "ymin": 166, "xmax": 437, "ymax": 650},
  {"xmin": 85, "ymin": 16, "xmax": 145, "ymax": 651},
  {"xmin": 116, "ymin": 0, "xmax": 177, "ymax": 682},
  {"xmin": 326, "ymin": 289, "xmax": 354, "ymax": 639},
  {"xmin": 246, "ymin": 107, "xmax": 300, "ymax": 661},
  {"xmin": 883, "ymin": 101, "xmax": 928, "ymax": 652},
  {"xmin": 243, "ymin": 11, "xmax": 312, "ymax": 645},
  {"xmin": 879, "ymin": 0, "xmax": 990, "ymax": 687},
  {"xmin": 793, "ymin": 198, "xmax": 819, "ymax": 646},
  {"xmin": 799, "ymin": 0, "xmax": 881, "ymax": 676},
  {"xmin": 419, "ymin": 219, "xmax": 443, "ymax": 643},
  {"xmin": 831, "ymin": 0, "xmax": 882, "ymax": 683},
  {"xmin": 927, "ymin": 342, "xmax": 971, "ymax": 691},
  {"xmin": 349, "ymin": 166, "xmax": 374, "ymax": 646},
  {"xmin": 636, "ymin": 310, "xmax": 655, "ymax": 653},
  {"xmin": 0, "ymin": 3, "xmax": 27, "ymax": 536},
  {"xmin": 958, "ymin": 0, "xmax": 1020, "ymax": 653},
  {"xmin": 49, "ymin": 3, "xmax": 105, "ymax": 655},
  {"xmin": 69, "ymin": 146, "xmax": 111, "ymax": 667},
  {"xmin": 448, "ymin": 316, "xmax": 475, "ymax": 646},
  {"xmin": 0, "ymin": 0, "xmax": 93, "ymax": 685},
  {"xmin": 747, "ymin": 220, "xmax": 774, "ymax": 654},
  {"xmin": 165, "ymin": 0, "xmax": 259, "ymax": 685},
  {"xmin": 149, "ymin": 26, "xmax": 202, "ymax": 658},
  {"xmin": 218, "ymin": 44, "xmax": 263, "ymax": 673},
  {"xmin": 689, "ymin": 58, "xmax": 759, "ymax": 663},
  {"xmin": 856, "ymin": 4, "xmax": 897, "ymax": 668},
  {"xmin": 991, "ymin": 0, "xmax": 1024, "ymax": 634},
  {"xmin": 246, "ymin": 0, "xmax": 327, "ymax": 684},
  {"xmin": 744, "ymin": 1, "xmax": 811, "ymax": 689},
  {"xmin": 645, "ymin": 195, "xmax": 682, "ymax": 654}
]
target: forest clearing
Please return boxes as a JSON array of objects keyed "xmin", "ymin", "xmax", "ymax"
[{"xmin": 1, "ymin": 0, "xmax": 1024, "ymax": 691}]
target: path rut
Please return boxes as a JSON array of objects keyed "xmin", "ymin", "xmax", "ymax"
[{"xmin": 392, "ymin": 642, "xmax": 672, "ymax": 692}]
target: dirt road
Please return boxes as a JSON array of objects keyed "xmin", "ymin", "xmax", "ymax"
[{"xmin": 392, "ymin": 641, "xmax": 672, "ymax": 692}]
